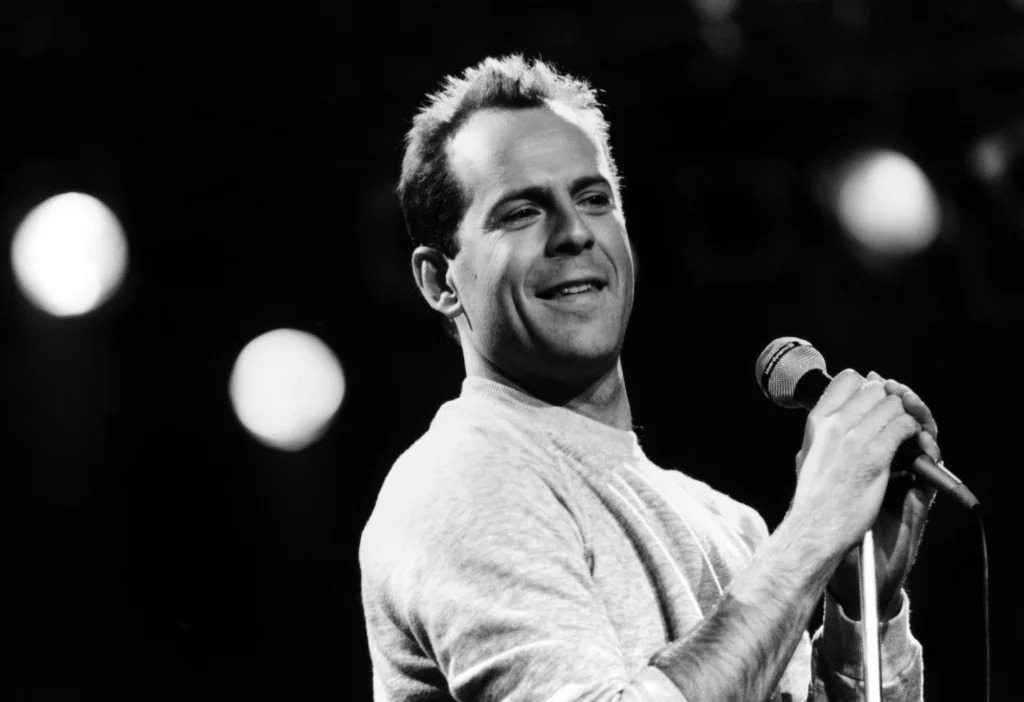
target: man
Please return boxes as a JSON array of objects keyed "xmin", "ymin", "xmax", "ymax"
[{"xmin": 360, "ymin": 55, "xmax": 937, "ymax": 701}]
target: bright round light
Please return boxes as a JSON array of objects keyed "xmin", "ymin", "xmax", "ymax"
[
  {"xmin": 10, "ymin": 192, "xmax": 129, "ymax": 317},
  {"xmin": 835, "ymin": 150, "xmax": 940, "ymax": 258},
  {"xmin": 229, "ymin": 329, "xmax": 346, "ymax": 452}
]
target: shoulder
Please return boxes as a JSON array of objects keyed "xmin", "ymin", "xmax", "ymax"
[
  {"xmin": 358, "ymin": 402, "xmax": 591, "ymax": 630},
  {"xmin": 392, "ymin": 399, "xmax": 555, "ymax": 494},
  {"xmin": 359, "ymin": 401, "xmax": 567, "ymax": 568}
]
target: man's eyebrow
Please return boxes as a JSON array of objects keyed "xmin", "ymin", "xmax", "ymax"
[
  {"xmin": 487, "ymin": 175, "xmax": 613, "ymax": 216},
  {"xmin": 568, "ymin": 174, "xmax": 613, "ymax": 195}
]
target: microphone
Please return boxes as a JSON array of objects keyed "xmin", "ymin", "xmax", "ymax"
[{"xmin": 755, "ymin": 337, "xmax": 979, "ymax": 510}]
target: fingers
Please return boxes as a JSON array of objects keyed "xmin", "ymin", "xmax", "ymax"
[
  {"xmin": 867, "ymin": 370, "xmax": 940, "ymax": 461},
  {"xmin": 866, "ymin": 371, "xmax": 936, "ymax": 433},
  {"xmin": 908, "ymin": 481, "xmax": 938, "ymax": 518},
  {"xmin": 917, "ymin": 429, "xmax": 942, "ymax": 463},
  {"xmin": 877, "ymin": 409, "xmax": 921, "ymax": 458},
  {"xmin": 832, "ymin": 376, "xmax": 889, "ymax": 431},
  {"xmin": 902, "ymin": 388, "xmax": 938, "ymax": 439},
  {"xmin": 811, "ymin": 368, "xmax": 869, "ymax": 419},
  {"xmin": 851, "ymin": 393, "xmax": 916, "ymax": 447},
  {"xmin": 881, "ymin": 475, "xmax": 936, "ymax": 533},
  {"xmin": 880, "ymin": 470, "xmax": 919, "ymax": 513},
  {"xmin": 812, "ymin": 368, "xmax": 940, "ymax": 470}
]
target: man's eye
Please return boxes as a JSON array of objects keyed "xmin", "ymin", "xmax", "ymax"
[
  {"xmin": 580, "ymin": 193, "xmax": 611, "ymax": 208},
  {"xmin": 505, "ymin": 208, "xmax": 539, "ymax": 223}
]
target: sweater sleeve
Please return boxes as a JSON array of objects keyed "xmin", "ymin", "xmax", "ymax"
[
  {"xmin": 748, "ymin": 577, "xmax": 923, "ymax": 702},
  {"xmin": 807, "ymin": 590, "xmax": 924, "ymax": 701},
  {"xmin": 359, "ymin": 431, "xmax": 687, "ymax": 702},
  {"xmin": 732, "ymin": 497, "xmax": 923, "ymax": 702}
]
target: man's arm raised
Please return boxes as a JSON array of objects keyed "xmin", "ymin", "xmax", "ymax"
[{"xmin": 651, "ymin": 370, "xmax": 922, "ymax": 702}]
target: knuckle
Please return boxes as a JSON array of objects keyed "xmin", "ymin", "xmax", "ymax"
[
  {"xmin": 821, "ymin": 417, "xmax": 841, "ymax": 439},
  {"xmin": 884, "ymin": 394, "xmax": 905, "ymax": 410},
  {"xmin": 840, "ymin": 424, "xmax": 866, "ymax": 445},
  {"xmin": 848, "ymin": 417, "xmax": 869, "ymax": 435},
  {"xmin": 808, "ymin": 412, "xmax": 830, "ymax": 433},
  {"xmin": 862, "ymin": 381, "xmax": 887, "ymax": 403},
  {"xmin": 895, "ymin": 416, "xmax": 918, "ymax": 437}
]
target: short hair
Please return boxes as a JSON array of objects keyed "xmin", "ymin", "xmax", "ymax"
[{"xmin": 397, "ymin": 54, "xmax": 621, "ymax": 343}]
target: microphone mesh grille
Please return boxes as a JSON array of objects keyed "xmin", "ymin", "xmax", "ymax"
[{"xmin": 754, "ymin": 337, "xmax": 828, "ymax": 408}]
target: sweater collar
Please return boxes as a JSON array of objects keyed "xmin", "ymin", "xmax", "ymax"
[{"xmin": 457, "ymin": 376, "xmax": 642, "ymax": 463}]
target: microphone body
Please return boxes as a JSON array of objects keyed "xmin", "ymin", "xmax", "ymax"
[{"xmin": 792, "ymin": 368, "xmax": 978, "ymax": 510}]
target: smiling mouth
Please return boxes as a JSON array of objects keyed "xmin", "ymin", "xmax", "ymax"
[{"xmin": 537, "ymin": 281, "xmax": 607, "ymax": 299}]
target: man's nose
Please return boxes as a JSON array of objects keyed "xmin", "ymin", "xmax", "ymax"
[{"xmin": 547, "ymin": 204, "xmax": 595, "ymax": 255}]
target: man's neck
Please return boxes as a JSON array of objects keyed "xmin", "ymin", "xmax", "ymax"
[{"xmin": 465, "ymin": 355, "xmax": 633, "ymax": 432}]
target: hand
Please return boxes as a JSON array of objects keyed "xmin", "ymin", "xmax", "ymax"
[
  {"xmin": 786, "ymin": 369, "xmax": 929, "ymax": 612},
  {"xmin": 825, "ymin": 372, "xmax": 938, "ymax": 620}
]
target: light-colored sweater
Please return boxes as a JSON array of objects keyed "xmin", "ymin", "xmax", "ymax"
[{"xmin": 359, "ymin": 377, "xmax": 923, "ymax": 701}]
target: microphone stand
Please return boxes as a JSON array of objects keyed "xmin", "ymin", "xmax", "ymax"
[{"xmin": 859, "ymin": 531, "xmax": 882, "ymax": 702}]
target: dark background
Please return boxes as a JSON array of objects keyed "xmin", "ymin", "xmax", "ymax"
[{"xmin": 5, "ymin": 1, "xmax": 1021, "ymax": 699}]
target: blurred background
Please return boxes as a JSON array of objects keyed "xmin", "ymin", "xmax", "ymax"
[{"xmin": 5, "ymin": 0, "xmax": 1021, "ymax": 699}]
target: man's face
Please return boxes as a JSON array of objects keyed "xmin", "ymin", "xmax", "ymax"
[{"xmin": 445, "ymin": 104, "xmax": 635, "ymax": 390}]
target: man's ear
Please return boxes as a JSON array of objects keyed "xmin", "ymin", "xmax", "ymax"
[{"xmin": 411, "ymin": 246, "xmax": 462, "ymax": 320}]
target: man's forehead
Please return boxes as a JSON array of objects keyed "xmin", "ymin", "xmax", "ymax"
[{"xmin": 447, "ymin": 106, "xmax": 607, "ymax": 191}]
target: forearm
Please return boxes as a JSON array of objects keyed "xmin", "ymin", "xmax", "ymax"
[{"xmin": 650, "ymin": 516, "xmax": 839, "ymax": 702}]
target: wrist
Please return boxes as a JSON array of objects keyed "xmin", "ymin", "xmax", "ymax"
[{"xmin": 767, "ymin": 515, "xmax": 842, "ymax": 598}]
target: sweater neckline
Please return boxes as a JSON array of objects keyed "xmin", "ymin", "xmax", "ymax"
[{"xmin": 457, "ymin": 376, "xmax": 642, "ymax": 462}]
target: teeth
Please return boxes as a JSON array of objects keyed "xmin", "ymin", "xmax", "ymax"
[{"xmin": 556, "ymin": 283, "xmax": 595, "ymax": 296}]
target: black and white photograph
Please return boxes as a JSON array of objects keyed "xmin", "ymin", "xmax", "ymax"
[{"xmin": 5, "ymin": 2, "xmax": 1018, "ymax": 700}]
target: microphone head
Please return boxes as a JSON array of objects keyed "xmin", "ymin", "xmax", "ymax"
[{"xmin": 754, "ymin": 337, "xmax": 828, "ymax": 409}]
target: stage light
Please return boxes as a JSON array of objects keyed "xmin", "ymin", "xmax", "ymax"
[
  {"xmin": 229, "ymin": 329, "xmax": 346, "ymax": 452},
  {"xmin": 692, "ymin": 0, "xmax": 738, "ymax": 23},
  {"xmin": 833, "ymin": 149, "xmax": 940, "ymax": 258},
  {"xmin": 970, "ymin": 136, "xmax": 1011, "ymax": 182},
  {"xmin": 10, "ymin": 192, "xmax": 129, "ymax": 317}
]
